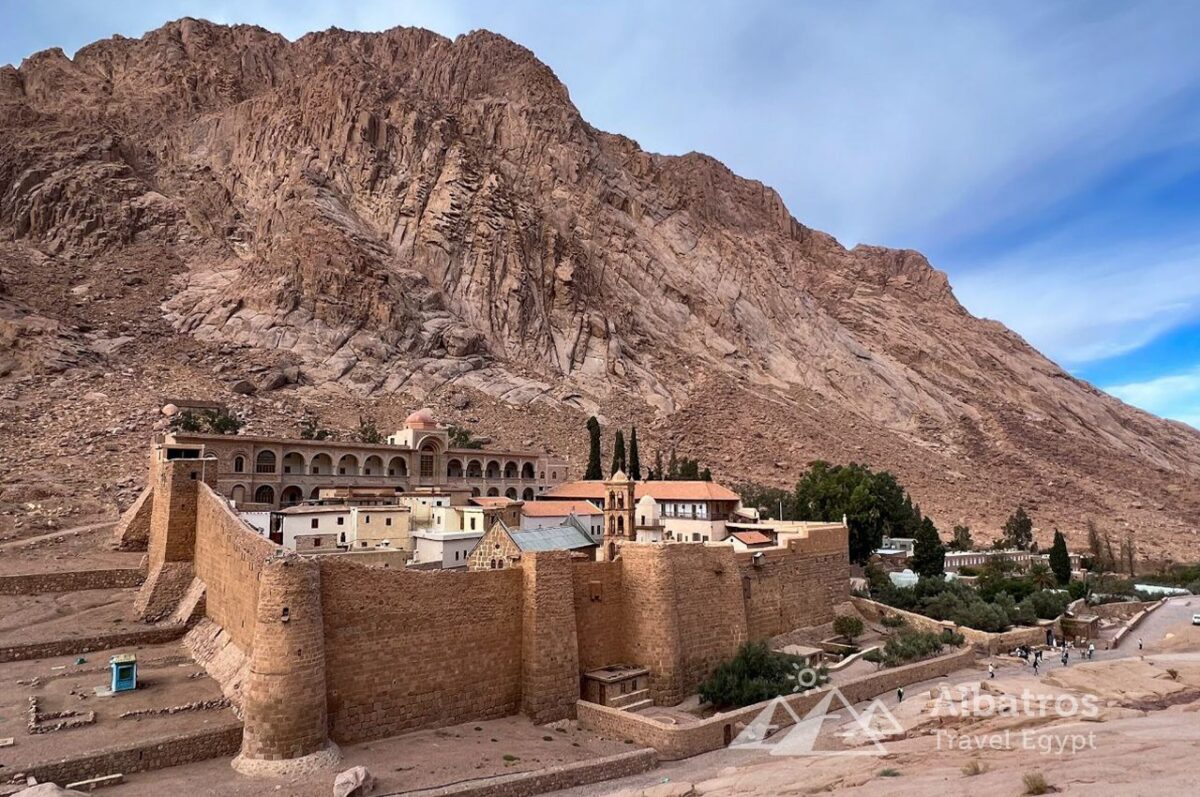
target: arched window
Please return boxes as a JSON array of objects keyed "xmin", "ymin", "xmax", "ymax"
[
  {"xmin": 337, "ymin": 454, "xmax": 359, "ymax": 476},
  {"xmin": 505, "ymin": 487, "xmax": 518, "ymax": 499},
  {"xmin": 364, "ymin": 455, "xmax": 383, "ymax": 476},
  {"xmin": 504, "ymin": 461, "xmax": 518, "ymax": 479},
  {"xmin": 485, "ymin": 460, "xmax": 500, "ymax": 479},
  {"xmin": 617, "ymin": 515, "xmax": 625, "ymax": 534},
  {"xmin": 254, "ymin": 485, "xmax": 275, "ymax": 505},
  {"xmin": 388, "ymin": 457, "xmax": 408, "ymax": 477},
  {"xmin": 466, "ymin": 460, "xmax": 483, "ymax": 478},
  {"xmin": 281, "ymin": 486, "xmax": 304, "ymax": 507},
  {"xmin": 282, "ymin": 452, "xmax": 305, "ymax": 475},
  {"xmin": 231, "ymin": 484, "xmax": 246, "ymax": 504},
  {"xmin": 255, "ymin": 451, "xmax": 276, "ymax": 474},
  {"xmin": 522, "ymin": 487, "xmax": 534, "ymax": 500},
  {"xmin": 420, "ymin": 442, "xmax": 437, "ymax": 479},
  {"xmin": 521, "ymin": 462, "xmax": 535, "ymax": 480},
  {"xmin": 470, "ymin": 487, "xmax": 481, "ymax": 497},
  {"xmin": 447, "ymin": 459, "xmax": 464, "ymax": 478},
  {"xmin": 486, "ymin": 487, "xmax": 500, "ymax": 497},
  {"xmin": 233, "ymin": 456, "xmax": 245, "ymax": 474},
  {"xmin": 310, "ymin": 453, "xmax": 332, "ymax": 475}
]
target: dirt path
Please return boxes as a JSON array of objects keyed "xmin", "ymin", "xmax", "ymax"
[{"xmin": 0, "ymin": 519, "xmax": 115, "ymax": 550}]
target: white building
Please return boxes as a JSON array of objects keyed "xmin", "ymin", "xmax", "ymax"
[
  {"xmin": 410, "ymin": 529, "xmax": 483, "ymax": 569},
  {"xmin": 541, "ymin": 480, "xmax": 743, "ymax": 543}
]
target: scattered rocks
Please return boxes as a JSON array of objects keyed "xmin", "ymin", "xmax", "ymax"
[
  {"xmin": 230, "ymin": 380, "xmax": 257, "ymax": 395},
  {"xmin": 333, "ymin": 765, "xmax": 375, "ymax": 797}
]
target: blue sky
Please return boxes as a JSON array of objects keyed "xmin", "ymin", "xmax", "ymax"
[{"xmin": 5, "ymin": 1, "xmax": 1200, "ymax": 428}]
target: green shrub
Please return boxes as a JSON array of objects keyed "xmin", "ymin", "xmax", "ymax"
[
  {"xmin": 880, "ymin": 613, "xmax": 907, "ymax": 628},
  {"xmin": 862, "ymin": 648, "xmax": 883, "ymax": 663},
  {"xmin": 171, "ymin": 408, "xmax": 243, "ymax": 435},
  {"xmin": 833, "ymin": 614, "xmax": 865, "ymax": 640},
  {"xmin": 698, "ymin": 642, "xmax": 820, "ymax": 710},
  {"xmin": 880, "ymin": 628, "xmax": 960, "ymax": 667}
]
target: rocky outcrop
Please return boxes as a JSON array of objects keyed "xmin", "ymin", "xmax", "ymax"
[{"xmin": 1, "ymin": 19, "xmax": 1198, "ymax": 556}]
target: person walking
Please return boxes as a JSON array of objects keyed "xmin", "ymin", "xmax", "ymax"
[
  {"xmin": 1061, "ymin": 649, "xmax": 1069, "ymax": 667},
  {"xmin": 1138, "ymin": 637, "xmax": 1144, "ymax": 651},
  {"xmin": 1032, "ymin": 658, "xmax": 1040, "ymax": 676},
  {"xmin": 988, "ymin": 662, "xmax": 995, "ymax": 680},
  {"xmin": 1088, "ymin": 642, "xmax": 1095, "ymax": 660},
  {"xmin": 897, "ymin": 686, "xmax": 905, "ymax": 703}
]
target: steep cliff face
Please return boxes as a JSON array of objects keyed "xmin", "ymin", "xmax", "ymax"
[{"xmin": 1, "ymin": 19, "xmax": 1198, "ymax": 556}]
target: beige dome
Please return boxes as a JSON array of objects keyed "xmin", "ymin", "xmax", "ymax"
[{"xmin": 404, "ymin": 408, "xmax": 436, "ymax": 427}]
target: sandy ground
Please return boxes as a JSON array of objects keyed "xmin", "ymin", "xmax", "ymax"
[
  {"xmin": 102, "ymin": 714, "xmax": 636, "ymax": 796},
  {"xmin": 0, "ymin": 522, "xmax": 140, "ymax": 576},
  {"xmin": 0, "ymin": 640, "xmax": 236, "ymax": 772},
  {"xmin": 0, "ymin": 588, "xmax": 145, "ymax": 645},
  {"xmin": 552, "ymin": 598, "xmax": 1200, "ymax": 797}
]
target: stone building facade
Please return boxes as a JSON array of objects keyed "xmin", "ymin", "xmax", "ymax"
[{"xmin": 166, "ymin": 408, "xmax": 568, "ymax": 509}]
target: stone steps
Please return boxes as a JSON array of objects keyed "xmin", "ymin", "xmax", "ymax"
[{"xmin": 608, "ymin": 688, "xmax": 650, "ymax": 709}]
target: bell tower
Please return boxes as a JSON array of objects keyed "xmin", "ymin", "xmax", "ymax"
[{"xmin": 601, "ymin": 470, "xmax": 636, "ymax": 561}]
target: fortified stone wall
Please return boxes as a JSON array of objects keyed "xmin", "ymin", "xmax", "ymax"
[
  {"xmin": 194, "ymin": 485, "xmax": 276, "ymax": 651},
  {"xmin": 572, "ymin": 561, "xmax": 625, "ymax": 672},
  {"xmin": 319, "ymin": 559, "xmax": 525, "ymax": 743},
  {"xmin": 737, "ymin": 536, "xmax": 849, "ymax": 639}
]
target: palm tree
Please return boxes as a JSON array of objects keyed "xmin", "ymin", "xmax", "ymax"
[{"xmin": 1028, "ymin": 561, "xmax": 1056, "ymax": 590}]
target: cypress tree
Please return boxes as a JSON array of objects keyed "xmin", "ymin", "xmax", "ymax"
[
  {"xmin": 611, "ymin": 430, "xmax": 627, "ymax": 475},
  {"xmin": 628, "ymin": 427, "xmax": 642, "ymax": 480},
  {"xmin": 911, "ymin": 516, "xmax": 946, "ymax": 579},
  {"xmin": 584, "ymin": 416, "xmax": 603, "ymax": 480},
  {"xmin": 1049, "ymin": 529, "xmax": 1071, "ymax": 585}
]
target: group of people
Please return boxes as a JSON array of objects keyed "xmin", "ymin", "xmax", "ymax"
[{"xmin": 1001, "ymin": 639, "xmax": 1097, "ymax": 676}]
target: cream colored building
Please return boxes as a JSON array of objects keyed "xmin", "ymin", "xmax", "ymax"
[
  {"xmin": 540, "ymin": 479, "xmax": 744, "ymax": 543},
  {"xmin": 276, "ymin": 504, "xmax": 412, "ymax": 552},
  {"xmin": 165, "ymin": 408, "xmax": 568, "ymax": 510}
]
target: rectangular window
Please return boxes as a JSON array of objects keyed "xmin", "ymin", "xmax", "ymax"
[
  {"xmin": 420, "ymin": 454, "xmax": 434, "ymax": 478},
  {"xmin": 337, "ymin": 517, "xmax": 345, "ymax": 526},
  {"xmin": 385, "ymin": 518, "xmax": 392, "ymax": 526},
  {"xmin": 314, "ymin": 538, "xmax": 322, "ymax": 547},
  {"xmin": 310, "ymin": 518, "xmax": 319, "ymax": 529},
  {"xmin": 364, "ymin": 515, "xmax": 371, "ymax": 524}
]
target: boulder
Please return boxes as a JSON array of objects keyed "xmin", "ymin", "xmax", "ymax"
[
  {"xmin": 333, "ymin": 765, "xmax": 375, "ymax": 797},
  {"xmin": 161, "ymin": 403, "xmax": 179, "ymax": 416},
  {"xmin": 230, "ymin": 379, "xmax": 256, "ymax": 395}
]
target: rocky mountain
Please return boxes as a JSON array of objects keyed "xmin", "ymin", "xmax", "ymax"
[{"xmin": 1, "ymin": 18, "xmax": 1198, "ymax": 558}]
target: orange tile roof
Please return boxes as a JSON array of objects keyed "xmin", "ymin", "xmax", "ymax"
[
  {"xmin": 541, "ymin": 480, "xmax": 740, "ymax": 502},
  {"xmin": 731, "ymin": 530, "xmax": 774, "ymax": 546},
  {"xmin": 468, "ymin": 496, "xmax": 522, "ymax": 508},
  {"xmin": 521, "ymin": 500, "xmax": 602, "ymax": 517}
]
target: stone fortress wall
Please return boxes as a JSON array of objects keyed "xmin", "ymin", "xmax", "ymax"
[{"xmin": 129, "ymin": 456, "xmax": 849, "ymax": 773}]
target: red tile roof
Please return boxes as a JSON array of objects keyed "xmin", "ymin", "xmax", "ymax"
[
  {"xmin": 541, "ymin": 480, "xmax": 740, "ymax": 502},
  {"xmin": 521, "ymin": 500, "xmax": 602, "ymax": 517},
  {"xmin": 731, "ymin": 531, "xmax": 774, "ymax": 546}
]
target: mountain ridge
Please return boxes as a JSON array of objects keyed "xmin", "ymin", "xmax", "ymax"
[{"xmin": 1, "ymin": 18, "xmax": 1197, "ymax": 558}]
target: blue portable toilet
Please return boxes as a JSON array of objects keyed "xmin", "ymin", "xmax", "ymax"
[{"xmin": 110, "ymin": 653, "xmax": 137, "ymax": 693}]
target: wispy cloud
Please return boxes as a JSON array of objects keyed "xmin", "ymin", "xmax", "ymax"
[
  {"xmin": 952, "ymin": 235, "xmax": 1200, "ymax": 366},
  {"xmin": 1106, "ymin": 366, "xmax": 1200, "ymax": 429}
]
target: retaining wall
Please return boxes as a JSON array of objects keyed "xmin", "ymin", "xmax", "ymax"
[
  {"xmin": 577, "ymin": 646, "xmax": 977, "ymax": 760},
  {"xmin": 390, "ymin": 749, "xmax": 657, "ymax": 797},
  {"xmin": 0, "ymin": 625, "xmax": 188, "ymax": 664},
  {"xmin": 0, "ymin": 568, "xmax": 144, "ymax": 595}
]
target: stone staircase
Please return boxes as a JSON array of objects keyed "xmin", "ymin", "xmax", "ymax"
[{"xmin": 608, "ymin": 688, "xmax": 653, "ymax": 713}]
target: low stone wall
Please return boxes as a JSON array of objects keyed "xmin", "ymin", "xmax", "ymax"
[
  {"xmin": 6, "ymin": 723, "xmax": 243, "ymax": 786},
  {"xmin": 388, "ymin": 749, "xmax": 657, "ymax": 797},
  {"xmin": 0, "ymin": 568, "xmax": 144, "ymax": 595},
  {"xmin": 1090, "ymin": 600, "xmax": 1159, "ymax": 620},
  {"xmin": 0, "ymin": 625, "xmax": 187, "ymax": 664},
  {"xmin": 1111, "ymin": 598, "xmax": 1168, "ymax": 648},
  {"xmin": 851, "ymin": 597, "xmax": 1059, "ymax": 654},
  {"xmin": 578, "ymin": 646, "xmax": 976, "ymax": 760}
]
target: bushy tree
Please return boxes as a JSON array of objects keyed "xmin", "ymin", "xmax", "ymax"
[
  {"xmin": 1002, "ymin": 506, "xmax": 1034, "ymax": 551},
  {"xmin": 833, "ymin": 614, "xmax": 864, "ymax": 640},
  {"xmin": 1027, "ymin": 561, "xmax": 1056, "ymax": 590},
  {"xmin": 1048, "ymin": 529, "xmax": 1071, "ymax": 585},
  {"xmin": 299, "ymin": 416, "xmax": 331, "ymax": 440},
  {"xmin": 584, "ymin": 416, "xmax": 603, "ymax": 480},
  {"xmin": 793, "ymin": 461, "xmax": 923, "ymax": 565},
  {"xmin": 447, "ymin": 425, "xmax": 483, "ymax": 449},
  {"xmin": 951, "ymin": 524, "xmax": 973, "ymax": 551},
  {"xmin": 698, "ymin": 642, "xmax": 822, "ymax": 710},
  {"xmin": 611, "ymin": 430, "xmax": 627, "ymax": 476},
  {"xmin": 628, "ymin": 427, "xmax": 641, "ymax": 480},
  {"xmin": 735, "ymin": 483, "xmax": 798, "ymax": 520},
  {"xmin": 357, "ymin": 417, "xmax": 383, "ymax": 444},
  {"xmin": 911, "ymin": 516, "xmax": 946, "ymax": 578},
  {"xmin": 172, "ymin": 408, "xmax": 244, "ymax": 435}
]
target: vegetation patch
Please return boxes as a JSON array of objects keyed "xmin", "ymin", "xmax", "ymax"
[{"xmin": 699, "ymin": 642, "xmax": 826, "ymax": 710}]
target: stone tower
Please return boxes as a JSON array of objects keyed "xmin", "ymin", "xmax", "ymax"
[
  {"xmin": 601, "ymin": 470, "xmax": 636, "ymax": 561},
  {"xmin": 233, "ymin": 553, "xmax": 340, "ymax": 776}
]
